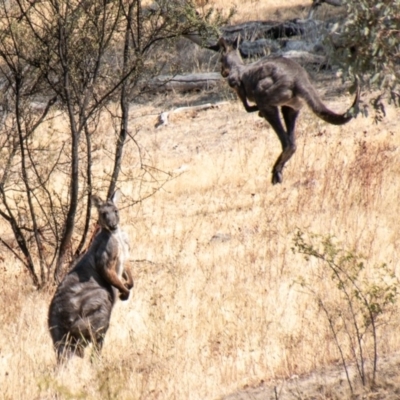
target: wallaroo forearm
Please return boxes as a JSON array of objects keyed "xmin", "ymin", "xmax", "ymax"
[
  {"xmin": 234, "ymin": 81, "xmax": 259, "ymax": 113},
  {"xmin": 217, "ymin": 37, "xmax": 359, "ymax": 185},
  {"xmin": 123, "ymin": 267, "xmax": 134, "ymax": 290},
  {"xmin": 101, "ymin": 263, "xmax": 130, "ymax": 300}
]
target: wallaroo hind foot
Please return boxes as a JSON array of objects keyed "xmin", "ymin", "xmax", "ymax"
[
  {"xmin": 272, "ymin": 170, "xmax": 283, "ymax": 185},
  {"xmin": 48, "ymin": 190, "xmax": 133, "ymax": 363},
  {"xmin": 56, "ymin": 341, "xmax": 86, "ymax": 363},
  {"xmin": 216, "ymin": 37, "xmax": 360, "ymax": 185}
]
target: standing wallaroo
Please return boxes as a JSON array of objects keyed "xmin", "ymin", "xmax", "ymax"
[
  {"xmin": 48, "ymin": 191, "xmax": 134, "ymax": 363},
  {"xmin": 217, "ymin": 37, "xmax": 360, "ymax": 184}
]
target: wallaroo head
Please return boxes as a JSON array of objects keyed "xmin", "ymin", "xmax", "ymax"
[
  {"xmin": 92, "ymin": 191, "xmax": 121, "ymax": 233},
  {"xmin": 217, "ymin": 37, "xmax": 242, "ymax": 78}
]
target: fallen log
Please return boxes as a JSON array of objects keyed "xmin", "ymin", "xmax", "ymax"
[
  {"xmin": 145, "ymin": 72, "xmax": 222, "ymax": 93},
  {"xmin": 145, "ymin": 48, "xmax": 326, "ymax": 96},
  {"xmin": 238, "ymin": 36, "xmax": 326, "ymax": 58},
  {"xmin": 187, "ymin": 19, "xmax": 328, "ymax": 59},
  {"xmin": 155, "ymin": 101, "xmax": 229, "ymax": 128},
  {"xmin": 220, "ymin": 19, "xmax": 309, "ymax": 41},
  {"xmin": 279, "ymin": 50, "xmax": 327, "ymax": 66}
]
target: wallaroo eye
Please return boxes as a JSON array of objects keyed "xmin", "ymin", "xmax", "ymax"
[{"xmin": 102, "ymin": 212, "xmax": 107, "ymax": 218}]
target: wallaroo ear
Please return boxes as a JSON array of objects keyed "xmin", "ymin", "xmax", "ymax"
[
  {"xmin": 110, "ymin": 189, "xmax": 121, "ymax": 205},
  {"xmin": 217, "ymin": 37, "xmax": 229, "ymax": 52},
  {"xmin": 206, "ymin": 43, "xmax": 220, "ymax": 52},
  {"xmin": 92, "ymin": 195, "xmax": 104, "ymax": 209},
  {"xmin": 232, "ymin": 34, "xmax": 241, "ymax": 49}
]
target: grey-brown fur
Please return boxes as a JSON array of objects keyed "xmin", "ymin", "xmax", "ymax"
[
  {"xmin": 218, "ymin": 37, "xmax": 360, "ymax": 184},
  {"xmin": 48, "ymin": 191, "xmax": 133, "ymax": 362}
]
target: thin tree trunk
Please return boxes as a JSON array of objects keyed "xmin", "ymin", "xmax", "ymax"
[
  {"xmin": 74, "ymin": 123, "xmax": 93, "ymax": 258},
  {"xmin": 54, "ymin": 21, "xmax": 80, "ymax": 282},
  {"xmin": 108, "ymin": 1, "xmax": 135, "ymax": 199}
]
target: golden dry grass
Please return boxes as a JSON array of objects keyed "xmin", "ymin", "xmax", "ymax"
[
  {"xmin": 203, "ymin": 0, "xmax": 330, "ymax": 22},
  {"xmin": 1, "ymin": 2, "xmax": 400, "ymax": 399},
  {"xmin": 208, "ymin": 0, "xmax": 307, "ymax": 19},
  {"xmin": 1, "ymin": 80, "xmax": 400, "ymax": 399}
]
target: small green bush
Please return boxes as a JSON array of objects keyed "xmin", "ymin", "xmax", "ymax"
[{"xmin": 292, "ymin": 229, "xmax": 399, "ymax": 392}]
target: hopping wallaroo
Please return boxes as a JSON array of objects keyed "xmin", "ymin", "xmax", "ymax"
[
  {"xmin": 48, "ymin": 191, "xmax": 134, "ymax": 363},
  {"xmin": 217, "ymin": 37, "xmax": 360, "ymax": 185}
]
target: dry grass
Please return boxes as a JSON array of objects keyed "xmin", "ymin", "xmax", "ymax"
[
  {"xmin": 1, "ymin": 84, "xmax": 400, "ymax": 399},
  {"xmin": 203, "ymin": 0, "xmax": 339, "ymax": 23},
  {"xmin": 1, "ymin": 2, "xmax": 400, "ymax": 399},
  {"xmin": 206, "ymin": 0, "xmax": 309, "ymax": 22}
]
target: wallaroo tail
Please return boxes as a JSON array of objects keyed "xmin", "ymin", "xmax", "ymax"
[
  {"xmin": 48, "ymin": 190, "xmax": 134, "ymax": 363},
  {"xmin": 216, "ymin": 37, "xmax": 360, "ymax": 185},
  {"xmin": 298, "ymin": 79, "xmax": 359, "ymax": 126}
]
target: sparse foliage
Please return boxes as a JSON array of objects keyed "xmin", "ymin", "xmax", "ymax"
[
  {"xmin": 293, "ymin": 230, "xmax": 398, "ymax": 392},
  {"xmin": 327, "ymin": 0, "xmax": 400, "ymax": 117}
]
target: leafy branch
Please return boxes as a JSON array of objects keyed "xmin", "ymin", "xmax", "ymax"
[{"xmin": 292, "ymin": 229, "xmax": 398, "ymax": 392}]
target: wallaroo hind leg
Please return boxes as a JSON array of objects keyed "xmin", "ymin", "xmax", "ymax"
[
  {"xmin": 278, "ymin": 105, "xmax": 299, "ymax": 176},
  {"xmin": 261, "ymin": 106, "xmax": 296, "ymax": 185},
  {"xmin": 54, "ymin": 334, "xmax": 86, "ymax": 363},
  {"xmin": 55, "ymin": 332, "xmax": 106, "ymax": 363},
  {"xmin": 87, "ymin": 332, "xmax": 106, "ymax": 362}
]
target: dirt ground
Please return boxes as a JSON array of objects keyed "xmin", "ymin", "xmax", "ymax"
[{"xmin": 223, "ymin": 354, "xmax": 400, "ymax": 399}]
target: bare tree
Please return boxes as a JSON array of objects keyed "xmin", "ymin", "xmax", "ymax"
[{"xmin": 0, "ymin": 0, "xmax": 228, "ymax": 287}]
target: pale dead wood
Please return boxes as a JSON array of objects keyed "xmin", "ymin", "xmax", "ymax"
[
  {"xmin": 156, "ymin": 101, "xmax": 230, "ymax": 128},
  {"xmin": 146, "ymin": 73, "xmax": 223, "ymax": 93},
  {"xmin": 281, "ymin": 50, "xmax": 327, "ymax": 66}
]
